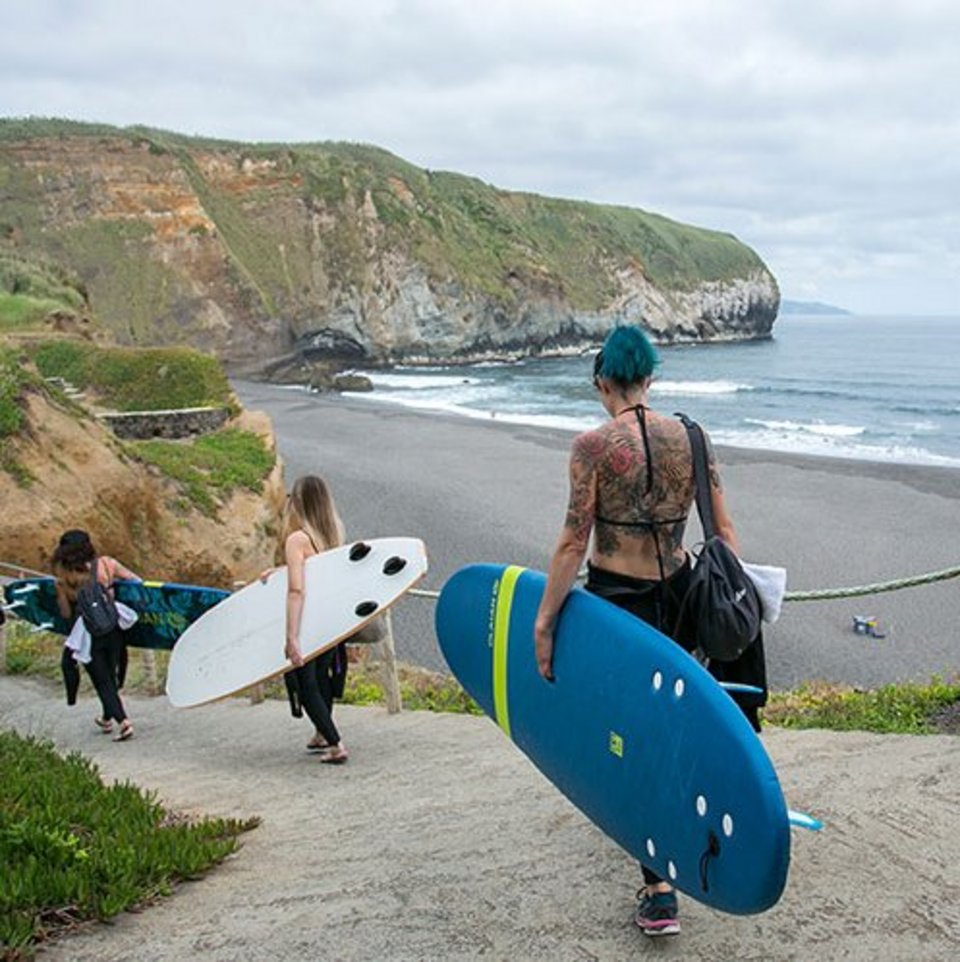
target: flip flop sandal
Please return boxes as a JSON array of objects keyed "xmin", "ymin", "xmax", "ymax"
[
  {"xmin": 94, "ymin": 716, "xmax": 113, "ymax": 733},
  {"xmin": 320, "ymin": 747, "xmax": 348, "ymax": 765},
  {"xmin": 306, "ymin": 738, "xmax": 330, "ymax": 753},
  {"xmin": 113, "ymin": 721, "xmax": 134, "ymax": 742}
]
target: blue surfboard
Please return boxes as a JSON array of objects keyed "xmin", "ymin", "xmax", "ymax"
[
  {"xmin": 2, "ymin": 578, "xmax": 229, "ymax": 650},
  {"xmin": 436, "ymin": 564, "xmax": 791, "ymax": 915}
]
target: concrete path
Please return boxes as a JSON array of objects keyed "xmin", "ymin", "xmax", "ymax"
[{"xmin": 2, "ymin": 675, "xmax": 959, "ymax": 961}]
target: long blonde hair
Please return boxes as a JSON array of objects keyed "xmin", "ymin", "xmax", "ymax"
[{"xmin": 282, "ymin": 475, "xmax": 344, "ymax": 554}]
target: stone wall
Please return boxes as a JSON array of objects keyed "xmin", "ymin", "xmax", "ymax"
[{"xmin": 98, "ymin": 406, "xmax": 230, "ymax": 440}]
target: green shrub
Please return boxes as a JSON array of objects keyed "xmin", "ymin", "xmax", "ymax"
[
  {"xmin": 0, "ymin": 293, "xmax": 72, "ymax": 332},
  {"xmin": 0, "ymin": 731, "xmax": 258, "ymax": 953},
  {"xmin": 764, "ymin": 678, "xmax": 960, "ymax": 734},
  {"xmin": 132, "ymin": 428, "xmax": 275, "ymax": 517},
  {"xmin": 28, "ymin": 341, "xmax": 235, "ymax": 412}
]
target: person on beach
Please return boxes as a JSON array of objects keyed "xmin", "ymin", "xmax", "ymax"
[
  {"xmin": 52, "ymin": 529, "xmax": 140, "ymax": 742},
  {"xmin": 533, "ymin": 324, "xmax": 762, "ymax": 938},
  {"xmin": 262, "ymin": 475, "xmax": 349, "ymax": 764}
]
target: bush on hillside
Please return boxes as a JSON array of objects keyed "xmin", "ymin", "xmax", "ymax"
[{"xmin": 27, "ymin": 341, "xmax": 236, "ymax": 412}]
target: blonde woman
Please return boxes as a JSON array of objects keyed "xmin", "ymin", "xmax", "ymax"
[{"xmin": 265, "ymin": 475, "xmax": 349, "ymax": 764}]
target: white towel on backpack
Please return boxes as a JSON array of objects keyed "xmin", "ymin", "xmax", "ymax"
[
  {"xmin": 64, "ymin": 602, "xmax": 140, "ymax": 664},
  {"xmin": 741, "ymin": 562, "xmax": 787, "ymax": 624}
]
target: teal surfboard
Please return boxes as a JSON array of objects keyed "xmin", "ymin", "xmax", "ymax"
[
  {"xmin": 436, "ymin": 564, "xmax": 791, "ymax": 915},
  {"xmin": 2, "ymin": 578, "xmax": 229, "ymax": 650}
]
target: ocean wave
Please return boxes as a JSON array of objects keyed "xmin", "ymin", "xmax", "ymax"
[
  {"xmin": 361, "ymin": 372, "xmax": 483, "ymax": 390},
  {"xmin": 714, "ymin": 428, "xmax": 960, "ymax": 467},
  {"xmin": 891, "ymin": 403, "xmax": 960, "ymax": 417},
  {"xmin": 743, "ymin": 418, "xmax": 865, "ymax": 438},
  {"xmin": 652, "ymin": 380, "xmax": 752, "ymax": 396},
  {"xmin": 346, "ymin": 392, "xmax": 960, "ymax": 466},
  {"xmin": 348, "ymin": 392, "xmax": 599, "ymax": 432}
]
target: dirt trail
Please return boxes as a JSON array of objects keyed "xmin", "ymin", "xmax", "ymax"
[{"xmin": 2, "ymin": 675, "xmax": 958, "ymax": 961}]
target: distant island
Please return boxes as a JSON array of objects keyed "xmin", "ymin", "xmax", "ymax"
[{"xmin": 779, "ymin": 299, "xmax": 851, "ymax": 316}]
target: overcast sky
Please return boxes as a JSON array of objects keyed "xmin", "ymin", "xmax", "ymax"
[{"xmin": 2, "ymin": 0, "xmax": 958, "ymax": 314}]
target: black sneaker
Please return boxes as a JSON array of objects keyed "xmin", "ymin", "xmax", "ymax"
[{"xmin": 634, "ymin": 889, "xmax": 680, "ymax": 937}]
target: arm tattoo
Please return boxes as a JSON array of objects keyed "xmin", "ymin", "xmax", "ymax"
[
  {"xmin": 704, "ymin": 432, "xmax": 723, "ymax": 492},
  {"xmin": 564, "ymin": 433, "xmax": 598, "ymax": 549}
]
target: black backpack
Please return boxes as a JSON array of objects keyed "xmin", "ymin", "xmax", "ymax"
[
  {"xmin": 673, "ymin": 416, "xmax": 762, "ymax": 662},
  {"xmin": 76, "ymin": 557, "xmax": 120, "ymax": 637}
]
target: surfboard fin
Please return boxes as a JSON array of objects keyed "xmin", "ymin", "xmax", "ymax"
[
  {"xmin": 718, "ymin": 682, "xmax": 764, "ymax": 695},
  {"xmin": 383, "ymin": 556, "xmax": 407, "ymax": 576},
  {"xmin": 355, "ymin": 600, "xmax": 379, "ymax": 617},
  {"xmin": 788, "ymin": 809, "xmax": 824, "ymax": 831}
]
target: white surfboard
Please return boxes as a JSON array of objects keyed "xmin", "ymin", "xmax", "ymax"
[{"xmin": 166, "ymin": 537, "xmax": 428, "ymax": 708}]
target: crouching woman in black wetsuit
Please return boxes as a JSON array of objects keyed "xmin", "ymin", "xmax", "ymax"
[{"xmin": 533, "ymin": 324, "xmax": 755, "ymax": 939}]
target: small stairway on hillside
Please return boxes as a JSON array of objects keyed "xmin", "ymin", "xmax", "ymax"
[{"xmin": 44, "ymin": 376, "xmax": 85, "ymax": 401}]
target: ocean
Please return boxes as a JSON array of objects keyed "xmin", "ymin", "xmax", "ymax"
[{"xmin": 351, "ymin": 315, "xmax": 960, "ymax": 468}]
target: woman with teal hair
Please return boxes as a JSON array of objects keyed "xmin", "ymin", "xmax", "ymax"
[{"xmin": 534, "ymin": 323, "xmax": 756, "ymax": 938}]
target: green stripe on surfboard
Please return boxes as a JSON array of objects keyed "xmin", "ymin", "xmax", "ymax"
[{"xmin": 492, "ymin": 565, "xmax": 525, "ymax": 739}]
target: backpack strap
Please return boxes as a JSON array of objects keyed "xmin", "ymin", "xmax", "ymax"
[{"xmin": 676, "ymin": 413, "xmax": 716, "ymax": 541}]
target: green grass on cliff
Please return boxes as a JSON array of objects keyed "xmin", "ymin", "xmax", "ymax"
[
  {"xmin": 0, "ymin": 345, "xmax": 28, "ymax": 438},
  {"xmin": 0, "ymin": 344, "xmax": 38, "ymax": 485},
  {"xmin": 131, "ymin": 428, "xmax": 275, "ymax": 518},
  {"xmin": 0, "ymin": 117, "xmax": 770, "ymax": 344},
  {"xmin": 0, "ymin": 250, "xmax": 89, "ymax": 332},
  {"xmin": 27, "ymin": 340, "xmax": 235, "ymax": 412}
]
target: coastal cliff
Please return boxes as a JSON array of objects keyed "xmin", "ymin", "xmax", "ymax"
[{"xmin": 0, "ymin": 119, "xmax": 779, "ymax": 374}]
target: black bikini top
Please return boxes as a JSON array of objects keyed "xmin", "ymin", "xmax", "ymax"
[{"xmin": 593, "ymin": 404, "xmax": 688, "ymax": 530}]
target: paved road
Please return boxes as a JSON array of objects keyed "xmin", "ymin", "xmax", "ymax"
[{"xmin": 233, "ymin": 380, "xmax": 960, "ymax": 689}]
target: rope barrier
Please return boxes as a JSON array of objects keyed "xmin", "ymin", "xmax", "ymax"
[
  {"xmin": 5, "ymin": 560, "xmax": 958, "ymax": 606},
  {"xmin": 782, "ymin": 563, "xmax": 960, "ymax": 602},
  {"xmin": 409, "ymin": 587, "xmax": 441, "ymax": 600},
  {"xmin": 407, "ymin": 563, "xmax": 960, "ymax": 605}
]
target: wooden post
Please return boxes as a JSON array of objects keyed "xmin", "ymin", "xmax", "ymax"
[
  {"xmin": 140, "ymin": 648, "xmax": 159, "ymax": 695},
  {"xmin": 377, "ymin": 610, "xmax": 403, "ymax": 714}
]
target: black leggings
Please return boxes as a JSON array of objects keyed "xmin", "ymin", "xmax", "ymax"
[
  {"xmin": 293, "ymin": 647, "xmax": 342, "ymax": 746},
  {"xmin": 84, "ymin": 629, "xmax": 127, "ymax": 724}
]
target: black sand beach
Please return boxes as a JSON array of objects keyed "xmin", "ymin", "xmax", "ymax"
[{"xmin": 233, "ymin": 380, "xmax": 960, "ymax": 689}]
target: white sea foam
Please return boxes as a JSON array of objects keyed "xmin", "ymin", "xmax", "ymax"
[
  {"xmin": 345, "ymin": 390, "xmax": 960, "ymax": 465},
  {"xmin": 348, "ymin": 391, "xmax": 599, "ymax": 432},
  {"xmin": 652, "ymin": 380, "xmax": 752, "ymax": 396},
  {"xmin": 713, "ymin": 428, "xmax": 960, "ymax": 467},
  {"xmin": 361, "ymin": 372, "xmax": 482, "ymax": 390},
  {"xmin": 744, "ymin": 418, "xmax": 865, "ymax": 438}
]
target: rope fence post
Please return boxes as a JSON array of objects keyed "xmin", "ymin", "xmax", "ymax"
[
  {"xmin": 140, "ymin": 648, "xmax": 159, "ymax": 695},
  {"xmin": 377, "ymin": 610, "xmax": 403, "ymax": 714}
]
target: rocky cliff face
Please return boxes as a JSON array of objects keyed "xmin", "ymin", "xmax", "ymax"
[{"xmin": 0, "ymin": 123, "xmax": 779, "ymax": 375}]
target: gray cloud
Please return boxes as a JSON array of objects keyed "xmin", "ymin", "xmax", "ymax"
[{"xmin": 1, "ymin": 0, "xmax": 958, "ymax": 313}]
